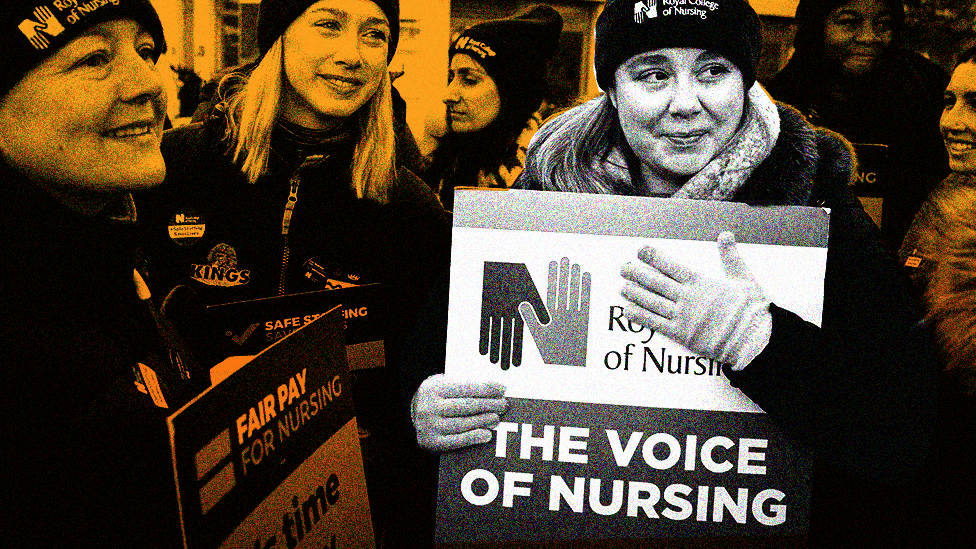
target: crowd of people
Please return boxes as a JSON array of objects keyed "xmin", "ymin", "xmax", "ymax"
[{"xmin": 1, "ymin": 0, "xmax": 973, "ymax": 547}]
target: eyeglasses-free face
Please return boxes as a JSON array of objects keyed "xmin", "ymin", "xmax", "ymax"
[
  {"xmin": 823, "ymin": 0, "xmax": 894, "ymax": 76},
  {"xmin": 443, "ymin": 53, "xmax": 502, "ymax": 134},
  {"xmin": 942, "ymin": 61, "xmax": 976, "ymax": 174},
  {"xmin": 0, "ymin": 19, "xmax": 166, "ymax": 212},
  {"xmin": 609, "ymin": 47, "xmax": 745, "ymax": 191},
  {"xmin": 281, "ymin": 0, "xmax": 390, "ymax": 129}
]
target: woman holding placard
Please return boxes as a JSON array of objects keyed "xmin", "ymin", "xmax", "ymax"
[
  {"xmin": 137, "ymin": 0, "xmax": 450, "ymax": 544},
  {"xmin": 408, "ymin": 0, "xmax": 939, "ymax": 544}
]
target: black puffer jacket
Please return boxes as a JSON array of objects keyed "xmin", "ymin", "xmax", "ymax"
[
  {"xmin": 136, "ymin": 108, "xmax": 452, "ymax": 546},
  {"xmin": 0, "ymin": 165, "xmax": 181, "ymax": 548}
]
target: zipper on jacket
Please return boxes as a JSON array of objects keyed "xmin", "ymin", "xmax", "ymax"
[{"xmin": 279, "ymin": 154, "xmax": 325, "ymax": 295}]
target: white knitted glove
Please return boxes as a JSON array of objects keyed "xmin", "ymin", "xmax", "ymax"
[
  {"xmin": 411, "ymin": 374, "xmax": 508, "ymax": 452},
  {"xmin": 620, "ymin": 232, "xmax": 772, "ymax": 371}
]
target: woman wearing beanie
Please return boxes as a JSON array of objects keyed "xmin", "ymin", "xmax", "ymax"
[
  {"xmin": 416, "ymin": 4, "xmax": 563, "ymax": 210},
  {"xmin": 0, "ymin": 2, "xmax": 183, "ymax": 547},
  {"xmin": 765, "ymin": 0, "xmax": 950, "ymax": 254},
  {"xmin": 517, "ymin": 0, "xmax": 940, "ymax": 544},
  {"xmin": 136, "ymin": 0, "xmax": 451, "ymax": 545},
  {"xmin": 409, "ymin": 0, "xmax": 939, "ymax": 544}
]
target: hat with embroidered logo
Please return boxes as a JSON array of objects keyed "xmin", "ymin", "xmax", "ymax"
[
  {"xmin": 0, "ymin": 0, "xmax": 166, "ymax": 99},
  {"xmin": 594, "ymin": 0, "xmax": 762, "ymax": 91},
  {"xmin": 449, "ymin": 5, "xmax": 563, "ymax": 121},
  {"xmin": 258, "ymin": 0, "xmax": 400, "ymax": 62}
]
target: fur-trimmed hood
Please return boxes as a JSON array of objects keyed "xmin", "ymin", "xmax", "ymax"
[{"xmin": 733, "ymin": 101, "xmax": 855, "ymax": 208}]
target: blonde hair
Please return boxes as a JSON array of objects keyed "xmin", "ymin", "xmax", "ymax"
[
  {"xmin": 221, "ymin": 37, "xmax": 395, "ymax": 203},
  {"xmin": 520, "ymin": 95, "xmax": 637, "ymax": 194}
]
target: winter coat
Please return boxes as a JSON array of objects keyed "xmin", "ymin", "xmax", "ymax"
[
  {"xmin": 899, "ymin": 172, "xmax": 976, "ymax": 295},
  {"xmin": 136, "ymin": 107, "xmax": 452, "ymax": 545},
  {"xmin": 766, "ymin": 49, "xmax": 950, "ymax": 253},
  {"xmin": 515, "ymin": 102, "xmax": 940, "ymax": 546},
  {"xmin": 0, "ymin": 165, "xmax": 182, "ymax": 548},
  {"xmin": 896, "ymin": 173, "xmax": 976, "ymax": 547}
]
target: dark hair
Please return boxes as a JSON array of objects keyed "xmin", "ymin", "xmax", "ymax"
[
  {"xmin": 428, "ymin": 97, "xmax": 530, "ymax": 201},
  {"xmin": 788, "ymin": 0, "xmax": 904, "ymax": 73},
  {"xmin": 956, "ymin": 44, "xmax": 976, "ymax": 67},
  {"xmin": 429, "ymin": 54, "xmax": 553, "ymax": 206}
]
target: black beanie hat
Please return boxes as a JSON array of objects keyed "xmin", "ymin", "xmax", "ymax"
[
  {"xmin": 258, "ymin": 0, "xmax": 400, "ymax": 62},
  {"xmin": 594, "ymin": 0, "xmax": 762, "ymax": 91},
  {"xmin": 449, "ymin": 5, "xmax": 563, "ymax": 121},
  {"xmin": 0, "ymin": 0, "xmax": 166, "ymax": 99}
]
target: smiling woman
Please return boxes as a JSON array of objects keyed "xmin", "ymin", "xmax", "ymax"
[
  {"xmin": 0, "ymin": 17, "xmax": 166, "ymax": 211},
  {"xmin": 515, "ymin": 0, "xmax": 940, "ymax": 544},
  {"xmin": 135, "ymin": 0, "xmax": 452, "ymax": 546},
  {"xmin": 766, "ymin": 0, "xmax": 950, "ymax": 252},
  {"xmin": 0, "ymin": 2, "xmax": 189, "ymax": 547}
]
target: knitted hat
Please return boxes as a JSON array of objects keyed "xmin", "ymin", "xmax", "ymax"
[
  {"xmin": 0, "ymin": 0, "xmax": 166, "ymax": 99},
  {"xmin": 594, "ymin": 0, "xmax": 762, "ymax": 91},
  {"xmin": 449, "ymin": 5, "xmax": 563, "ymax": 124},
  {"xmin": 258, "ymin": 0, "xmax": 400, "ymax": 62}
]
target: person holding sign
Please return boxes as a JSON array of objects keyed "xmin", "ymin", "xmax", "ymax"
[
  {"xmin": 510, "ymin": 0, "xmax": 937, "ymax": 544},
  {"xmin": 765, "ymin": 0, "xmax": 950, "ymax": 253},
  {"xmin": 136, "ymin": 0, "xmax": 451, "ymax": 545},
  {"xmin": 896, "ymin": 46, "xmax": 976, "ymax": 547},
  {"xmin": 0, "ymin": 2, "xmax": 184, "ymax": 547},
  {"xmin": 415, "ymin": 5, "xmax": 564, "ymax": 210}
]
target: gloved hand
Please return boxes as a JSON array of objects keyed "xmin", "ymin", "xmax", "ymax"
[
  {"xmin": 619, "ymin": 232, "xmax": 772, "ymax": 371},
  {"xmin": 412, "ymin": 374, "xmax": 508, "ymax": 452},
  {"xmin": 520, "ymin": 257, "xmax": 590, "ymax": 367}
]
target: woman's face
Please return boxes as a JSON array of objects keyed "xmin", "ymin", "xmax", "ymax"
[
  {"xmin": 942, "ymin": 61, "xmax": 976, "ymax": 174},
  {"xmin": 282, "ymin": 0, "xmax": 389, "ymax": 129},
  {"xmin": 443, "ymin": 53, "xmax": 501, "ymax": 133},
  {"xmin": 609, "ymin": 48, "xmax": 745, "ymax": 184},
  {"xmin": 0, "ymin": 19, "xmax": 166, "ymax": 205},
  {"xmin": 823, "ymin": 0, "xmax": 893, "ymax": 76}
]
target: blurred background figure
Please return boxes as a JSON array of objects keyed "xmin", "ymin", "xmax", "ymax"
[
  {"xmin": 765, "ymin": 0, "xmax": 950, "ymax": 253},
  {"xmin": 514, "ymin": 0, "xmax": 939, "ymax": 545},
  {"xmin": 415, "ymin": 4, "xmax": 563, "ymax": 210},
  {"xmin": 173, "ymin": 64, "xmax": 203, "ymax": 119},
  {"xmin": 896, "ymin": 46, "xmax": 976, "ymax": 547}
]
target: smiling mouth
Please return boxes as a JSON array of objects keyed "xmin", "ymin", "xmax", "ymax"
[
  {"xmin": 946, "ymin": 139, "xmax": 975, "ymax": 155},
  {"xmin": 104, "ymin": 122, "xmax": 155, "ymax": 138},
  {"xmin": 662, "ymin": 132, "xmax": 707, "ymax": 147},
  {"xmin": 321, "ymin": 75, "xmax": 363, "ymax": 94}
]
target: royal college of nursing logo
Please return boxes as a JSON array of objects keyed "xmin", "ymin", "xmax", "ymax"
[
  {"xmin": 479, "ymin": 258, "xmax": 591, "ymax": 371},
  {"xmin": 634, "ymin": 0, "xmax": 659, "ymax": 23},
  {"xmin": 19, "ymin": 6, "xmax": 65, "ymax": 50}
]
